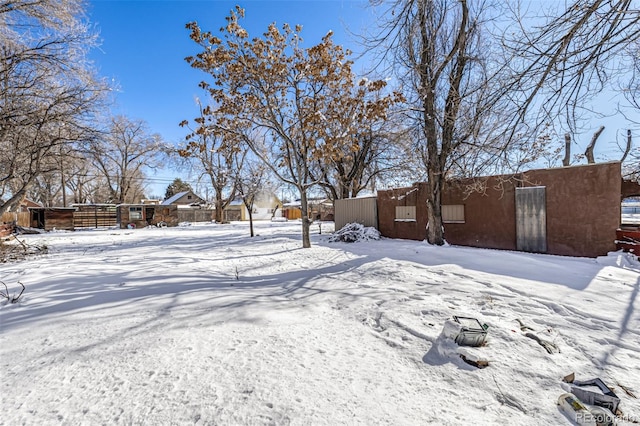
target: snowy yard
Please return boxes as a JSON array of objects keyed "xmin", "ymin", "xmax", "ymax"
[{"xmin": 1, "ymin": 221, "xmax": 639, "ymax": 425}]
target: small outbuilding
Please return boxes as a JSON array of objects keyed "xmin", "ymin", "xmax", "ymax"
[
  {"xmin": 29, "ymin": 207, "xmax": 77, "ymax": 231},
  {"xmin": 375, "ymin": 162, "xmax": 623, "ymax": 258},
  {"xmin": 117, "ymin": 204, "xmax": 179, "ymax": 229}
]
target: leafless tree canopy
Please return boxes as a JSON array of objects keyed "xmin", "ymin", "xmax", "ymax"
[
  {"xmin": 361, "ymin": 0, "xmax": 640, "ymax": 244},
  {"xmin": 0, "ymin": 0, "xmax": 108, "ymax": 214},
  {"xmin": 88, "ymin": 116, "xmax": 164, "ymax": 204},
  {"xmin": 502, "ymin": 0, "xmax": 640, "ymax": 133},
  {"xmin": 365, "ymin": 0, "xmax": 513, "ymax": 244}
]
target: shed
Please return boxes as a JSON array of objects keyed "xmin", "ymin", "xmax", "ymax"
[
  {"xmin": 29, "ymin": 207, "xmax": 77, "ymax": 231},
  {"xmin": 117, "ymin": 204, "xmax": 179, "ymax": 229}
]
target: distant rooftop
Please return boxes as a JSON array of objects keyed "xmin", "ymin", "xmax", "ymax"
[{"xmin": 161, "ymin": 191, "xmax": 189, "ymax": 205}]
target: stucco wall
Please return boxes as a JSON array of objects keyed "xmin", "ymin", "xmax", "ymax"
[
  {"xmin": 524, "ymin": 162, "xmax": 621, "ymax": 257},
  {"xmin": 377, "ymin": 183, "xmax": 428, "ymax": 241},
  {"xmin": 441, "ymin": 177, "xmax": 518, "ymax": 251}
]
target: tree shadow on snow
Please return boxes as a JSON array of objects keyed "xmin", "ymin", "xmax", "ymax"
[{"xmin": 598, "ymin": 275, "xmax": 640, "ymax": 367}]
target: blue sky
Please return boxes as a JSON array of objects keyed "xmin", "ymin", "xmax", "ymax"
[
  {"xmin": 87, "ymin": 1, "xmax": 637, "ymax": 198},
  {"xmin": 87, "ymin": 1, "xmax": 374, "ymax": 196}
]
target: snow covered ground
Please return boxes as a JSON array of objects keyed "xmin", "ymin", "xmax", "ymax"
[{"xmin": 1, "ymin": 221, "xmax": 639, "ymax": 425}]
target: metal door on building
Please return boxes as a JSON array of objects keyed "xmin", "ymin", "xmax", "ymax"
[{"xmin": 515, "ymin": 186, "xmax": 547, "ymax": 253}]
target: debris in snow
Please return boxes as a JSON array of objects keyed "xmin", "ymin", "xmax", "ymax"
[
  {"xmin": 561, "ymin": 376, "xmax": 620, "ymax": 414},
  {"xmin": 557, "ymin": 393, "xmax": 594, "ymax": 425},
  {"xmin": 558, "ymin": 387, "xmax": 618, "ymax": 426},
  {"xmin": 524, "ymin": 332, "xmax": 559, "ymax": 354},
  {"xmin": 427, "ymin": 318, "xmax": 490, "ymax": 369},
  {"xmin": 328, "ymin": 223, "xmax": 380, "ymax": 243},
  {"xmin": 515, "ymin": 319, "xmax": 559, "ymax": 354},
  {"xmin": 1, "ymin": 235, "xmax": 47, "ymax": 263},
  {"xmin": 616, "ymin": 383, "xmax": 637, "ymax": 399},
  {"xmin": 515, "ymin": 318, "xmax": 535, "ymax": 332},
  {"xmin": 452, "ymin": 316, "xmax": 487, "ymax": 347},
  {"xmin": 460, "ymin": 354, "xmax": 489, "ymax": 369}
]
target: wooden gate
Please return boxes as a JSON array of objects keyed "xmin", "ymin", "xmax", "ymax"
[{"xmin": 515, "ymin": 187, "xmax": 547, "ymax": 253}]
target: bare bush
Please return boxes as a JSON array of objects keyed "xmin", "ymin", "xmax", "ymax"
[{"xmin": 0, "ymin": 281, "xmax": 25, "ymax": 304}]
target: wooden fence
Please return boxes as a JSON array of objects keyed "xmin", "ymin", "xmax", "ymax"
[
  {"xmin": 177, "ymin": 209, "xmax": 215, "ymax": 223},
  {"xmin": 1, "ymin": 212, "xmax": 30, "ymax": 227},
  {"xmin": 73, "ymin": 205, "xmax": 117, "ymax": 228}
]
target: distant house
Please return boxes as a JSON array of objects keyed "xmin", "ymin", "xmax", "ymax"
[
  {"xmin": 161, "ymin": 191, "xmax": 206, "ymax": 208},
  {"xmin": 161, "ymin": 191, "xmax": 215, "ymax": 223},
  {"xmin": 18, "ymin": 198, "xmax": 42, "ymax": 212},
  {"xmin": 224, "ymin": 191, "xmax": 283, "ymax": 221},
  {"xmin": 0, "ymin": 198, "xmax": 42, "ymax": 228}
]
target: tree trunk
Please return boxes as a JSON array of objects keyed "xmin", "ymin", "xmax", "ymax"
[
  {"xmin": 60, "ymin": 158, "xmax": 67, "ymax": 207},
  {"xmin": 0, "ymin": 189, "xmax": 27, "ymax": 216},
  {"xmin": 585, "ymin": 125, "xmax": 604, "ymax": 164},
  {"xmin": 621, "ymin": 129, "xmax": 632, "ymax": 163},
  {"xmin": 562, "ymin": 133, "xmax": 571, "ymax": 167},
  {"xmin": 299, "ymin": 188, "xmax": 311, "ymax": 248},
  {"xmin": 215, "ymin": 191, "xmax": 224, "ymax": 223},
  {"xmin": 426, "ymin": 166, "xmax": 445, "ymax": 245},
  {"xmin": 247, "ymin": 203, "xmax": 255, "ymax": 237}
]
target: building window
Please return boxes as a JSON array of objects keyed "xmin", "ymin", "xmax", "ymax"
[
  {"xmin": 442, "ymin": 204, "xmax": 465, "ymax": 223},
  {"xmin": 395, "ymin": 206, "xmax": 416, "ymax": 221},
  {"xmin": 129, "ymin": 207, "xmax": 143, "ymax": 220},
  {"xmin": 187, "ymin": 195, "xmax": 192, "ymax": 200}
]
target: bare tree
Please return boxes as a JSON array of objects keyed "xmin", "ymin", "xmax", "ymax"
[
  {"xmin": 620, "ymin": 43, "xmax": 640, "ymax": 182},
  {"xmin": 0, "ymin": 0, "xmax": 107, "ymax": 214},
  {"xmin": 89, "ymin": 116, "xmax": 164, "ymax": 204},
  {"xmin": 64, "ymin": 154, "xmax": 106, "ymax": 204},
  {"xmin": 235, "ymin": 158, "xmax": 272, "ymax": 237},
  {"xmin": 179, "ymin": 101, "xmax": 243, "ymax": 223},
  {"xmin": 502, "ymin": 1, "xmax": 640, "ymax": 135},
  {"xmin": 185, "ymin": 7, "xmax": 397, "ymax": 247},
  {"xmin": 367, "ymin": 0, "xmax": 509, "ymax": 245}
]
